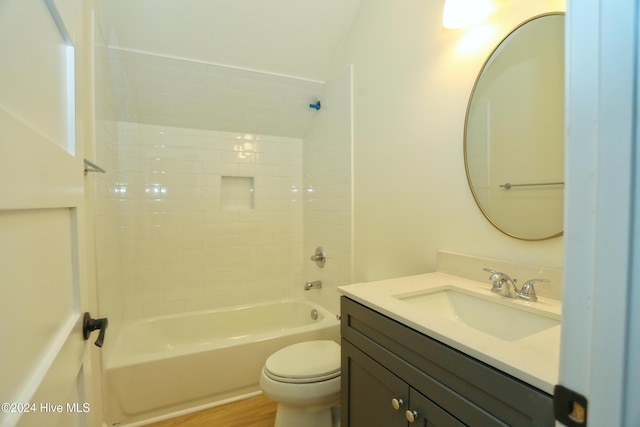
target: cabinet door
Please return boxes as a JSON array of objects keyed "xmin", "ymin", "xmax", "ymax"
[
  {"xmin": 342, "ymin": 340, "xmax": 407, "ymax": 427},
  {"xmin": 407, "ymin": 388, "xmax": 465, "ymax": 427}
]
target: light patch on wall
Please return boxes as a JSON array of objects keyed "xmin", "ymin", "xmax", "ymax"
[
  {"xmin": 443, "ymin": 0, "xmax": 495, "ymax": 29},
  {"xmin": 455, "ymin": 24, "xmax": 498, "ymax": 56},
  {"xmin": 221, "ymin": 176, "xmax": 254, "ymax": 210},
  {"xmin": 234, "ymin": 142, "xmax": 255, "ymax": 160},
  {"xmin": 145, "ymin": 184, "xmax": 167, "ymax": 195}
]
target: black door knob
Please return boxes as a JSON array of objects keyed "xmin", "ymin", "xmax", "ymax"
[{"xmin": 83, "ymin": 312, "xmax": 108, "ymax": 347}]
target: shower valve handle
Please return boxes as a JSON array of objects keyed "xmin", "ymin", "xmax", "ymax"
[
  {"xmin": 310, "ymin": 246, "xmax": 326, "ymax": 268},
  {"xmin": 83, "ymin": 312, "xmax": 109, "ymax": 347}
]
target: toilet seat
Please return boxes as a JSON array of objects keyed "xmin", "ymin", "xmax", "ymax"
[{"xmin": 264, "ymin": 340, "xmax": 340, "ymax": 384}]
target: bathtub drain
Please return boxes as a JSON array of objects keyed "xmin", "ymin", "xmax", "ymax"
[{"xmin": 310, "ymin": 309, "xmax": 319, "ymax": 320}]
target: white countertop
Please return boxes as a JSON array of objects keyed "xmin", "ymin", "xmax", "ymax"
[{"xmin": 338, "ymin": 272, "xmax": 561, "ymax": 394}]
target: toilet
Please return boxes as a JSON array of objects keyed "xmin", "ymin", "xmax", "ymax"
[{"xmin": 260, "ymin": 340, "xmax": 341, "ymax": 427}]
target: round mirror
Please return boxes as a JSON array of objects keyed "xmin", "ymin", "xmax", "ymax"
[{"xmin": 464, "ymin": 13, "xmax": 564, "ymax": 240}]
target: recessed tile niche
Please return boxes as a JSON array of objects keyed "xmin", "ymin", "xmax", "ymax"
[{"xmin": 221, "ymin": 176, "xmax": 254, "ymax": 210}]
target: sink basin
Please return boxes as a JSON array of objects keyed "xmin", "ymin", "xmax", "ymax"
[{"xmin": 393, "ymin": 287, "xmax": 560, "ymax": 341}]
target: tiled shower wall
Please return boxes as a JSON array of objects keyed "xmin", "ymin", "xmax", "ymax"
[
  {"xmin": 107, "ymin": 48, "xmax": 325, "ymax": 138},
  {"xmin": 303, "ymin": 67, "xmax": 353, "ymax": 314},
  {"xmin": 94, "ymin": 11, "xmax": 123, "ymax": 321},
  {"xmin": 94, "ymin": 49, "xmax": 351, "ymax": 320},
  {"xmin": 116, "ymin": 124, "xmax": 303, "ymax": 318}
]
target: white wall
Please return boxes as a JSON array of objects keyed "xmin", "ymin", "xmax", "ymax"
[{"xmin": 334, "ymin": 0, "xmax": 566, "ymax": 283}]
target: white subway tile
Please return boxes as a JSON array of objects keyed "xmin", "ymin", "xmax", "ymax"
[
  {"xmin": 142, "ymin": 300, "xmax": 185, "ymax": 317},
  {"xmin": 98, "ymin": 61, "xmax": 350, "ymax": 317}
]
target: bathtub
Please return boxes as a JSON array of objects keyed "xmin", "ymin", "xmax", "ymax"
[{"xmin": 105, "ymin": 299, "xmax": 340, "ymax": 427}]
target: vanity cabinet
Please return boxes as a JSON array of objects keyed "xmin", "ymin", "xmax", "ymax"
[
  {"xmin": 340, "ymin": 297, "xmax": 554, "ymax": 427},
  {"xmin": 346, "ymin": 338, "xmax": 464, "ymax": 426}
]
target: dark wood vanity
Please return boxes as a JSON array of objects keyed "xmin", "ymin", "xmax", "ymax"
[{"xmin": 340, "ymin": 296, "xmax": 554, "ymax": 426}]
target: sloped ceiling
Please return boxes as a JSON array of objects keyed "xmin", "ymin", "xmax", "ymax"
[
  {"xmin": 99, "ymin": 0, "xmax": 362, "ymax": 136},
  {"xmin": 100, "ymin": 0, "xmax": 363, "ymax": 81},
  {"xmin": 107, "ymin": 48, "xmax": 326, "ymax": 137}
]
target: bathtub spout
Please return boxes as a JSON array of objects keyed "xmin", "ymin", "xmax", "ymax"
[{"xmin": 304, "ymin": 280, "xmax": 322, "ymax": 291}]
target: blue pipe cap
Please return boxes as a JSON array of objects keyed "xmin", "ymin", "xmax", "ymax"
[{"xmin": 309, "ymin": 101, "xmax": 321, "ymax": 110}]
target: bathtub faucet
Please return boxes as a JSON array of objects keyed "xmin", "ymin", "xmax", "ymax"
[{"xmin": 304, "ymin": 280, "xmax": 322, "ymax": 291}]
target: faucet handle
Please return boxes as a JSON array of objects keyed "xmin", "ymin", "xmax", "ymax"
[
  {"xmin": 483, "ymin": 268, "xmax": 504, "ymax": 293},
  {"xmin": 483, "ymin": 268, "xmax": 501, "ymax": 281},
  {"xmin": 517, "ymin": 279, "xmax": 550, "ymax": 302},
  {"xmin": 309, "ymin": 247, "xmax": 326, "ymax": 268}
]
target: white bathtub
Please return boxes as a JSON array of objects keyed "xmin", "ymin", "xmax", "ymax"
[{"xmin": 105, "ymin": 299, "xmax": 340, "ymax": 427}]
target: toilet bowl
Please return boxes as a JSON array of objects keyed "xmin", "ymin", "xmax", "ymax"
[{"xmin": 260, "ymin": 340, "xmax": 341, "ymax": 427}]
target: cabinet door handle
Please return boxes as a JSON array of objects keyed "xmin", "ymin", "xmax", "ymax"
[
  {"xmin": 391, "ymin": 398, "xmax": 404, "ymax": 410},
  {"xmin": 405, "ymin": 410, "xmax": 418, "ymax": 423}
]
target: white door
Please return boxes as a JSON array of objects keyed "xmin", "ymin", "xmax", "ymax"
[
  {"xmin": 561, "ymin": 1, "xmax": 640, "ymax": 426},
  {"xmin": 0, "ymin": 1, "xmax": 99, "ymax": 427}
]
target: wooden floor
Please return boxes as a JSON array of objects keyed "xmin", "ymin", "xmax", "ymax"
[{"xmin": 144, "ymin": 394, "xmax": 277, "ymax": 427}]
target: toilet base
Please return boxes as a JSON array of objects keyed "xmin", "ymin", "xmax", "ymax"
[{"xmin": 274, "ymin": 404, "xmax": 340, "ymax": 427}]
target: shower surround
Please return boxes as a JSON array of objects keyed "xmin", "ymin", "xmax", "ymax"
[
  {"xmin": 94, "ymin": 45, "xmax": 352, "ymax": 321},
  {"xmin": 116, "ymin": 124, "xmax": 304, "ymax": 318}
]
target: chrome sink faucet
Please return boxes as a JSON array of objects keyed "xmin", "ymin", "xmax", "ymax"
[
  {"xmin": 483, "ymin": 268, "xmax": 550, "ymax": 302},
  {"xmin": 483, "ymin": 268, "xmax": 518, "ymax": 298}
]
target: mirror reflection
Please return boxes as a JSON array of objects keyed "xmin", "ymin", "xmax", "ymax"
[{"xmin": 465, "ymin": 13, "xmax": 565, "ymax": 240}]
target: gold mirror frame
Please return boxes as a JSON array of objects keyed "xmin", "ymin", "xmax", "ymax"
[{"xmin": 464, "ymin": 13, "xmax": 565, "ymax": 241}]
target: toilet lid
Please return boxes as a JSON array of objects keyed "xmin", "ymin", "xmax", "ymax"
[{"xmin": 264, "ymin": 340, "xmax": 340, "ymax": 383}]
